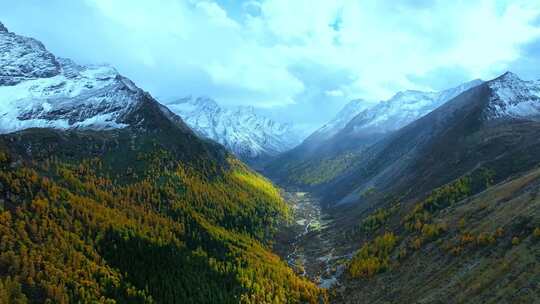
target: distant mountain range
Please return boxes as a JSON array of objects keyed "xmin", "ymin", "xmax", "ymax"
[
  {"xmin": 325, "ymin": 72, "xmax": 540, "ymax": 303},
  {"xmin": 264, "ymin": 78, "xmax": 484, "ymax": 185},
  {"xmin": 265, "ymin": 72, "xmax": 540, "ymax": 203},
  {"xmin": 165, "ymin": 96, "xmax": 305, "ymax": 164},
  {"xmin": 337, "ymin": 79, "xmax": 484, "ymax": 145},
  {"xmin": 304, "ymin": 98, "xmax": 376, "ymax": 144},
  {"xmin": 0, "ymin": 21, "xmax": 305, "ymax": 165},
  {"xmin": 322, "ymin": 72, "xmax": 540, "ymax": 205}
]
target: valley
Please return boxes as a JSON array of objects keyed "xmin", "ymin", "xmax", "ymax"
[
  {"xmin": 271, "ymin": 165, "xmax": 540, "ymax": 303},
  {"xmin": 1, "ymin": 15, "xmax": 540, "ymax": 304},
  {"xmin": 273, "ymin": 190, "xmax": 352, "ymax": 290}
]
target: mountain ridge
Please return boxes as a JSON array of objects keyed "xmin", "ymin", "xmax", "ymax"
[
  {"xmin": 305, "ymin": 98, "xmax": 376, "ymax": 145},
  {"xmin": 263, "ymin": 78, "xmax": 484, "ymax": 187},
  {"xmin": 322, "ymin": 72, "xmax": 540, "ymax": 206},
  {"xmin": 0, "ymin": 25, "xmax": 196, "ymax": 134},
  {"xmin": 166, "ymin": 96, "xmax": 305, "ymax": 164},
  {"xmin": 328, "ymin": 73, "xmax": 540, "ymax": 301}
]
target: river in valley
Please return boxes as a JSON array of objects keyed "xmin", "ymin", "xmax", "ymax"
[{"xmin": 274, "ymin": 191, "xmax": 352, "ymax": 289}]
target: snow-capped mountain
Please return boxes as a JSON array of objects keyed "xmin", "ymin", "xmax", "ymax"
[
  {"xmin": 264, "ymin": 78, "xmax": 485, "ymax": 181},
  {"xmin": 166, "ymin": 97, "xmax": 304, "ymax": 162},
  {"xmin": 485, "ymin": 72, "xmax": 540, "ymax": 120},
  {"xmin": 305, "ymin": 99, "xmax": 375, "ymax": 143},
  {"xmin": 0, "ymin": 22, "xmax": 183, "ymax": 134},
  {"xmin": 342, "ymin": 79, "xmax": 484, "ymax": 137},
  {"xmin": 318, "ymin": 72, "xmax": 540, "ymax": 205}
]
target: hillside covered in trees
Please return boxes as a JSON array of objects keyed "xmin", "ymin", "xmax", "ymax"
[
  {"xmin": 0, "ymin": 128, "xmax": 325, "ymax": 304},
  {"xmin": 334, "ymin": 167, "xmax": 540, "ymax": 303}
]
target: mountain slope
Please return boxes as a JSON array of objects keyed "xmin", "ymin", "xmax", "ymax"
[
  {"xmin": 304, "ymin": 99, "xmax": 376, "ymax": 145},
  {"xmin": 0, "ymin": 22, "xmax": 324, "ymax": 304},
  {"xmin": 166, "ymin": 97, "xmax": 303, "ymax": 164},
  {"xmin": 322, "ymin": 72, "xmax": 540, "ymax": 206},
  {"xmin": 264, "ymin": 80, "xmax": 482, "ymax": 187},
  {"xmin": 0, "ymin": 22, "xmax": 184, "ymax": 133},
  {"xmin": 336, "ymin": 79, "xmax": 483, "ymax": 147},
  {"xmin": 319, "ymin": 73, "xmax": 540, "ymax": 303},
  {"xmin": 335, "ymin": 166, "xmax": 540, "ymax": 303}
]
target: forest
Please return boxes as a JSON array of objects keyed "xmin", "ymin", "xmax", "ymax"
[{"xmin": 0, "ymin": 132, "xmax": 325, "ymax": 304}]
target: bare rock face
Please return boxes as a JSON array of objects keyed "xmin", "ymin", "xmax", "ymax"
[
  {"xmin": 0, "ymin": 24, "xmax": 61, "ymax": 85},
  {"xmin": 0, "ymin": 21, "xmax": 187, "ymax": 134},
  {"xmin": 484, "ymin": 72, "xmax": 540, "ymax": 120}
]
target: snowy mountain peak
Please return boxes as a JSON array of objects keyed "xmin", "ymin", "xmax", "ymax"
[
  {"xmin": 342, "ymin": 79, "xmax": 484, "ymax": 136},
  {"xmin": 0, "ymin": 22, "xmax": 171, "ymax": 134},
  {"xmin": 495, "ymin": 71, "xmax": 521, "ymax": 83},
  {"xmin": 340, "ymin": 99, "xmax": 371, "ymax": 113},
  {"xmin": 234, "ymin": 105, "xmax": 256, "ymax": 115},
  {"xmin": 307, "ymin": 98, "xmax": 375, "ymax": 142},
  {"xmin": 486, "ymin": 72, "xmax": 540, "ymax": 120},
  {"xmin": 166, "ymin": 96, "xmax": 304, "ymax": 162},
  {"xmin": 436, "ymin": 79, "xmax": 483, "ymax": 102},
  {"xmin": 193, "ymin": 96, "xmax": 220, "ymax": 110},
  {"xmin": 391, "ymin": 89, "xmax": 423, "ymax": 100},
  {"xmin": 0, "ymin": 26, "xmax": 61, "ymax": 85},
  {"xmin": 0, "ymin": 22, "xmax": 8, "ymax": 33},
  {"xmin": 175, "ymin": 96, "xmax": 221, "ymax": 114}
]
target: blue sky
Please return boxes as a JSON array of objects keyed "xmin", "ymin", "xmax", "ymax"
[{"xmin": 2, "ymin": 0, "xmax": 540, "ymax": 130}]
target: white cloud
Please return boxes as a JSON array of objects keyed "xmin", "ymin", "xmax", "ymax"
[{"xmin": 3, "ymin": 0, "xmax": 540, "ymax": 125}]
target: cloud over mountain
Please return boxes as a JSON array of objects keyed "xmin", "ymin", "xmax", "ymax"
[{"xmin": 2, "ymin": 0, "xmax": 539, "ymax": 127}]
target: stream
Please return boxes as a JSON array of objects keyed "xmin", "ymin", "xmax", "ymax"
[{"xmin": 275, "ymin": 191, "xmax": 351, "ymax": 289}]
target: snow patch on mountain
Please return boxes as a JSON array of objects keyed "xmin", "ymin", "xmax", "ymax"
[
  {"xmin": 166, "ymin": 97, "xmax": 304, "ymax": 160},
  {"xmin": 0, "ymin": 24, "xmax": 149, "ymax": 134},
  {"xmin": 486, "ymin": 72, "xmax": 540, "ymax": 119},
  {"xmin": 309, "ymin": 99, "xmax": 375, "ymax": 142},
  {"xmin": 346, "ymin": 79, "xmax": 484, "ymax": 135},
  {"xmin": 0, "ymin": 23, "xmax": 61, "ymax": 85}
]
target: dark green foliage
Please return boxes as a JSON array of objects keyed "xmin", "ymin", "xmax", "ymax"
[{"xmin": 99, "ymin": 230, "xmax": 243, "ymax": 304}]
